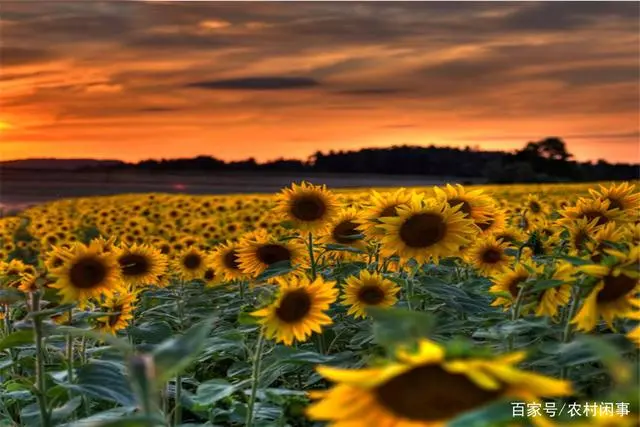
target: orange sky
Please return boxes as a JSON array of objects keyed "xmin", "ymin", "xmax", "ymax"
[{"xmin": 1, "ymin": 1, "xmax": 639, "ymax": 163}]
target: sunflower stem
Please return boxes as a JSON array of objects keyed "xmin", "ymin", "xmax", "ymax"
[
  {"xmin": 66, "ymin": 309, "xmax": 74, "ymax": 384},
  {"xmin": 245, "ymin": 330, "xmax": 265, "ymax": 427},
  {"xmin": 560, "ymin": 286, "xmax": 581, "ymax": 379},
  {"xmin": 507, "ymin": 282, "xmax": 527, "ymax": 351},
  {"xmin": 307, "ymin": 233, "xmax": 317, "ymax": 280},
  {"xmin": 173, "ymin": 282, "xmax": 186, "ymax": 426},
  {"xmin": 31, "ymin": 292, "xmax": 50, "ymax": 427}
]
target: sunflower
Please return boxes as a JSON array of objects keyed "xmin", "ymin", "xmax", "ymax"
[
  {"xmin": 559, "ymin": 198, "xmax": 625, "ymax": 229},
  {"xmin": 16, "ymin": 273, "xmax": 40, "ymax": 293},
  {"xmin": 464, "ymin": 235, "xmax": 513, "ymax": 276},
  {"xmin": 115, "ymin": 243, "xmax": 167, "ymax": 287},
  {"xmin": 209, "ymin": 240, "xmax": 246, "ymax": 281},
  {"xmin": 476, "ymin": 205, "xmax": 507, "ymax": 236},
  {"xmin": 275, "ymin": 181, "xmax": 340, "ymax": 233},
  {"xmin": 534, "ymin": 262, "xmax": 574, "ymax": 320},
  {"xmin": 202, "ymin": 264, "xmax": 223, "ymax": 287},
  {"xmin": 588, "ymin": 182, "xmax": 639, "ymax": 216},
  {"xmin": 320, "ymin": 208, "xmax": 367, "ymax": 256},
  {"xmin": 341, "ymin": 270, "xmax": 400, "ymax": 318},
  {"xmin": 625, "ymin": 306, "xmax": 640, "ymax": 347},
  {"xmin": 172, "ymin": 247, "xmax": 208, "ymax": 280},
  {"xmin": 356, "ymin": 189, "xmax": 413, "ymax": 239},
  {"xmin": 563, "ymin": 217, "xmax": 599, "ymax": 255},
  {"xmin": 572, "ymin": 248, "xmax": 639, "ymax": 331},
  {"xmin": 307, "ymin": 339, "xmax": 572, "ymax": 426},
  {"xmin": 585, "ymin": 222, "xmax": 627, "ymax": 263},
  {"xmin": 237, "ymin": 231, "xmax": 305, "ymax": 278},
  {"xmin": 379, "ymin": 194, "xmax": 478, "ymax": 263},
  {"xmin": 523, "ymin": 194, "xmax": 549, "ymax": 221},
  {"xmin": 489, "ymin": 261, "xmax": 543, "ymax": 310},
  {"xmin": 433, "ymin": 183, "xmax": 494, "ymax": 224},
  {"xmin": 95, "ymin": 292, "xmax": 136, "ymax": 335},
  {"xmin": 494, "ymin": 227, "xmax": 527, "ymax": 248},
  {"xmin": 49, "ymin": 241, "xmax": 123, "ymax": 304},
  {"xmin": 251, "ymin": 275, "xmax": 338, "ymax": 345}
]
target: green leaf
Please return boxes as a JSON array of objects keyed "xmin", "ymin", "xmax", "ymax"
[
  {"xmin": 0, "ymin": 288, "xmax": 24, "ymax": 305},
  {"xmin": 128, "ymin": 321, "xmax": 174, "ymax": 344},
  {"xmin": 51, "ymin": 396, "xmax": 82, "ymax": 423},
  {"xmin": 152, "ymin": 316, "xmax": 215, "ymax": 382},
  {"xmin": 323, "ymin": 244, "xmax": 364, "ymax": 253},
  {"xmin": 448, "ymin": 399, "xmax": 515, "ymax": 427},
  {"xmin": 529, "ymin": 279, "xmax": 564, "ymax": 293},
  {"xmin": 62, "ymin": 406, "xmax": 137, "ymax": 426},
  {"xmin": 368, "ymin": 306, "xmax": 435, "ymax": 349},
  {"xmin": 27, "ymin": 303, "xmax": 75, "ymax": 320},
  {"xmin": 65, "ymin": 415, "xmax": 164, "ymax": 427},
  {"xmin": 560, "ymin": 255, "xmax": 592, "ymax": 266},
  {"xmin": 63, "ymin": 361, "xmax": 136, "ymax": 406},
  {"xmin": 54, "ymin": 325, "xmax": 132, "ymax": 353},
  {"xmin": 255, "ymin": 261, "xmax": 294, "ymax": 281},
  {"xmin": 192, "ymin": 378, "xmax": 249, "ymax": 405},
  {"xmin": 0, "ymin": 329, "xmax": 34, "ymax": 351}
]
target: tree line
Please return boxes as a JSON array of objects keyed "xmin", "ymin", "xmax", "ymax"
[{"xmin": 93, "ymin": 138, "xmax": 638, "ymax": 183}]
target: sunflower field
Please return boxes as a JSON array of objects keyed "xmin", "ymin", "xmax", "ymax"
[{"xmin": 0, "ymin": 181, "xmax": 638, "ymax": 427}]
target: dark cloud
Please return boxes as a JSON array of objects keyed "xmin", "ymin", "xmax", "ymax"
[
  {"xmin": 537, "ymin": 66, "xmax": 639, "ymax": 87},
  {"xmin": 0, "ymin": 46, "xmax": 57, "ymax": 66},
  {"xmin": 185, "ymin": 77, "xmax": 320, "ymax": 90}
]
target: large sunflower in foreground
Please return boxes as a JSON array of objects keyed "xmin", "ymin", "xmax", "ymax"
[
  {"xmin": 379, "ymin": 195, "xmax": 478, "ymax": 263},
  {"xmin": 209, "ymin": 240, "xmax": 246, "ymax": 281},
  {"xmin": 572, "ymin": 248, "xmax": 639, "ymax": 332},
  {"xmin": 275, "ymin": 182, "xmax": 340, "ymax": 233},
  {"xmin": 356, "ymin": 189, "xmax": 413, "ymax": 239},
  {"xmin": 95, "ymin": 292, "xmax": 137, "ymax": 335},
  {"xmin": 464, "ymin": 235, "xmax": 513, "ymax": 276},
  {"xmin": 341, "ymin": 270, "xmax": 400, "ymax": 318},
  {"xmin": 307, "ymin": 339, "xmax": 572, "ymax": 426},
  {"xmin": 115, "ymin": 243, "xmax": 167, "ymax": 287},
  {"xmin": 251, "ymin": 275, "xmax": 338, "ymax": 345},
  {"xmin": 489, "ymin": 260, "xmax": 543, "ymax": 310},
  {"xmin": 172, "ymin": 247, "xmax": 208, "ymax": 280},
  {"xmin": 237, "ymin": 231, "xmax": 305, "ymax": 278},
  {"xmin": 433, "ymin": 183, "xmax": 494, "ymax": 225},
  {"xmin": 49, "ymin": 241, "xmax": 123, "ymax": 304}
]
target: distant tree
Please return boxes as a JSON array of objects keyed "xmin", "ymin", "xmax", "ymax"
[{"xmin": 519, "ymin": 137, "xmax": 572, "ymax": 161}]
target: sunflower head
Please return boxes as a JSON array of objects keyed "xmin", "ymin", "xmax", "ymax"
[
  {"xmin": 320, "ymin": 207, "xmax": 367, "ymax": 258},
  {"xmin": 172, "ymin": 247, "xmax": 208, "ymax": 280},
  {"xmin": 559, "ymin": 197, "xmax": 626, "ymax": 229},
  {"xmin": 275, "ymin": 182, "xmax": 340, "ymax": 233},
  {"xmin": 356, "ymin": 188, "xmax": 413, "ymax": 239},
  {"xmin": 433, "ymin": 183, "xmax": 494, "ymax": 224},
  {"xmin": 210, "ymin": 240, "xmax": 246, "ymax": 281},
  {"xmin": 341, "ymin": 270, "xmax": 400, "ymax": 318},
  {"xmin": 251, "ymin": 275, "xmax": 338, "ymax": 345},
  {"xmin": 379, "ymin": 194, "xmax": 478, "ymax": 263},
  {"xmin": 464, "ymin": 235, "xmax": 513, "ymax": 276},
  {"xmin": 115, "ymin": 243, "xmax": 167, "ymax": 287},
  {"xmin": 237, "ymin": 231, "xmax": 305, "ymax": 278},
  {"xmin": 588, "ymin": 182, "xmax": 640, "ymax": 214},
  {"xmin": 489, "ymin": 260, "xmax": 543, "ymax": 310},
  {"xmin": 95, "ymin": 292, "xmax": 137, "ymax": 335}
]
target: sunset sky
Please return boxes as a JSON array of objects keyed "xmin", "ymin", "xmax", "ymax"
[{"xmin": 1, "ymin": 1, "xmax": 639, "ymax": 163}]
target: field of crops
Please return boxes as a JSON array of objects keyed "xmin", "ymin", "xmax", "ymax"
[{"xmin": 0, "ymin": 181, "xmax": 638, "ymax": 427}]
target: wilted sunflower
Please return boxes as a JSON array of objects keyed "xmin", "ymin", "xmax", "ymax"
[
  {"xmin": 588, "ymin": 182, "xmax": 639, "ymax": 216},
  {"xmin": 237, "ymin": 231, "xmax": 305, "ymax": 278},
  {"xmin": 307, "ymin": 339, "xmax": 572, "ymax": 426},
  {"xmin": 321, "ymin": 208, "xmax": 367, "ymax": 256},
  {"xmin": 209, "ymin": 240, "xmax": 246, "ymax": 281},
  {"xmin": 115, "ymin": 243, "xmax": 167, "ymax": 287},
  {"xmin": 379, "ymin": 195, "xmax": 478, "ymax": 263},
  {"xmin": 95, "ymin": 292, "xmax": 136, "ymax": 335},
  {"xmin": 172, "ymin": 247, "xmax": 208, "ymax": 280},
  {"xmin": 341, "ymin": 270, "xmax": 400, "ymax": 318},
  {"xmin": 251, "ymin": 275, "xmax": 338, "ymax": 345},
  {"xmin": 433, "ymin": 183, "xmax": 494, "ymax": 225},
  {"xmin": 572, "ymin": 247, "xmax": 639, "ymax": 331},
  {"xmin": 275, "ymin": 182, "xmax": 340, "ymax": 233},
  {"xmin": 490, "ymin": 260, "xmax": 543, "ymax": 310},
  {"xmin": 534, "ymin": 262, "xmax": 574, "ymax": 320},
  {"xmin": 49, "ymin": 241, "xmax": 123, "ymax": 304},
  {"xmin": 356, "ymin": 189, "xmax": 413, "ymax": 239},
  {"xmin": 464, "ymin": 235, "xmax": 513, "ymax": 275}
]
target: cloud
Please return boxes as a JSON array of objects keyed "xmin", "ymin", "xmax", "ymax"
[
  {"xmin": 0, "ymin": 46, "xmax": 57, "ymax": 66},
  {"xmin": 335, "ymin": 88, "xmax": 407, "ymax": 96},
  {"xmin": 137, "ymin": 107, "xmax": 181, "ymax": 112},
  {"xmin": 184, "ymin": 76, "xmax": 320, "ymax": 90}
]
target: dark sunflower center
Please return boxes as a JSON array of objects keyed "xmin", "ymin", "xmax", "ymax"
[
  {"xmin": 332, "ymin": 220, "xmax": 360, "ymax": 244},
  {"xmin": 223, "ymin": 250, "xmax": 242, "ymax": 270},
  {"xmin": 51, "ymin": 257, "xmax": 64, "ymax": 268},
  {"xmin": 508, "ymin": 276, "xmax": 527, "ymax": 298},
  {"xmin": 529, "ymin": 201, "xmax": 542, "ymax": 213},
  {"xmin": 478, "ymin": 219, "xmax": 494, "ymax": 231},
  {"xmin": 573, "ymin": 231, "xmax": 588, "ymax": 251},
  {"xmin": 606, "ymin": 197, "xmax": 623, "ymax": 211},
  {"xmin": 481, "ymin": 248, "xmax": 502, "ymax": 264},
  {"xmin": 159, "ymin": 244, "xmax": 171, "ymax": 254},
  {"xmin": 357, "ymin": 285, "xmax": 386, "ymax": 305},
  {"xmin": 399, "ymin": 213, "xmax": 447, "ymax": 248},
  {"xmin": 109, "ymin": 304, "xmax": 124, "ymax": 326},
  {"xmin": 118, "ymin": 254, "xmax": 150, "ymax": 276},
  {"xmin": 379, "ymin": 205, "xmax": 399, "ymax": 218},
  {"xmin": 275, "ymin": 289, "xmax": 312, "ymax": 323},
  {"xmin": 69, "ymin": 257, "xmax": 108, "ymax": 289},
  {"xmin": 290, "ymin": 195, "xmax": 326, "ymax": 221},
  {"xmin": 204, "ymin": 268, "xmax": 216, "ymax": 281},
  {"xmin": 183, "ymin": 253, "xmax": 202, "ymax": 270},
  {"xmin": 597, "ymin": 273, "xmax": 637, "ymax": 303},
  {"xmin": 496, "ymin": 233, "xmax": 514, "ymax": 244},
  {"xmin": 257, "ymin": 244, "xmax": 292, "ymax": 266},
  {"xmin": 448, "ymin": 198, "xmax": 472, "ymax": 216},
  {"xmin": 374, "ymin": 364, "xmax": 503, "ymax": 421},
  {"xmin": 582, "ymin": 210, "xmax": 609, "ymax": 227}
]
